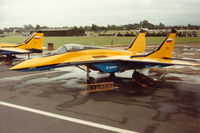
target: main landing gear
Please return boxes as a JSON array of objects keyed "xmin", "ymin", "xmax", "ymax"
[
  {"xmin": 131, "ymin": 69, "xmax": 153, "ymax": 87},
  {"xmin": 86, "ymin": 66, "xmax": 95, "ymax": 84},
  {"xmin": 85, "ymin": 67, "xmax": 116, "ymax": 83},
  {"xmin": 109, "ymin": 72, "xmax": 115, "ymax": 78},
  {"xmin": 82, "ymin": 66, "xmax": 116, "ymax": 95},
  {"xmin": 3, "ymin": 55, "xmax": 15, "ymax": 65},
  {"xmin": 1, "ymin": 53, "xmax": 31, "ymax": 66}
]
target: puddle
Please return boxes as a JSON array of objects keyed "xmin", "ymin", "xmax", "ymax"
[
  {"xmin": 17, "ymin": 55, "xmax": 43, "ymax": 60},
  {"xmin": 12, "ymin": 67, "xmax": 112, "ymax": 89},
  {"xmin": 115, "ymin": 70, "xmax": 133, "ymax": 78},
  {"xmin": 2, "ymin": 76, "xmax": 27, "ymax": 81},
  {"xmin": 164, "ymin": 73, "xmax": 200, "ymax": 84},
  {"xmin": 154, "ymin": 103, "xmax": 180, "ymax": 121},
  {"xmin": 55, "ymin": 66, "xmax": 77, "ymax": 72},
  {"xmin": 15, "ymin": 77, "xmax": 49, "ymax": 88},
  {"xmin": 167, "ymin": 66, "xmax": 186, "ymax": 69},
  {"xmin": 183, "ymin": 52, "xmax": 195, "ymax": 55},
  {"xmin": 60, "ymin": 79, "xmax": 82, "ymax": 89},
  {"xmin": 196, "ymin": 49, "xmax": 200, "ymax": 52}
]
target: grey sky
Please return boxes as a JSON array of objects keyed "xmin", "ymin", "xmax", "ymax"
[{"xmin": 0, "ymin": 0, "xmax": 200, "ymax": 28}]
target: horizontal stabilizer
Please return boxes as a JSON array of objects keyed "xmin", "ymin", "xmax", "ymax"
[{"xmin": 0, "ymin": 47, "xmax": 30, "ymax": 54}]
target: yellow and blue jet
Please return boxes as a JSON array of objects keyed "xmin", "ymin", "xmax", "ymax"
[
  {"xmin": 10, "ymin": 29, "xmax": 199, "ymax": 82},
  {"xmin": 0, "ymin": 31, "xmax": 43, "ymax": 64}
]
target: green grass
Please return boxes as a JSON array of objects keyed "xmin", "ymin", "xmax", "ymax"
[
  {"xmin": 0, "ymin": 36, "xmax": 199, "ymax": 49},
  {"xmin": 85, "ymin": 30, "xmax": 137, "ymax": 36}
]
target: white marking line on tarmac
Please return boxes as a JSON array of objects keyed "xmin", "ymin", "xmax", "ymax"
[
  {"xmin": 0, "ymin": 101, "xmax": 138, "ymax": 133},
  {"xmin": 0, "ymin": 70, "xmax": 61, "ymax": 80}
]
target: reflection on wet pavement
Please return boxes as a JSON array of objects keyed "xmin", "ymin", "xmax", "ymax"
[
  {"xmin": 154, "ymin": 103, "xmax": 180, "ymax": 121},
  {"xmin": 2, "ymin": 65, "xmax": 199, "ymax": 122}
]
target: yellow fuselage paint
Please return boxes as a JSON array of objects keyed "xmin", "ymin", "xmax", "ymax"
[{"xmin": 10, "ymin": 49, "xmax": 138, "ymax": 70}]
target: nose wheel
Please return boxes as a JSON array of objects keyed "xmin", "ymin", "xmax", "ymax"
[{"xmin": 87, "ymin": 77, "xmax": 95, "ymax": 84}]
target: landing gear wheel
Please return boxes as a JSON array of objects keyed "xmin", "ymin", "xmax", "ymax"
[
  {"xmin": 132, "ymin": 70, "xmax": 148, "ymax": 87},
  {"xmin": 109, "ymin": 72, "xmax": 115, "ymax": 78},
  {"xmin": 3, "ymin": 60, "xmax": 13, "ymax": 65},
  {"xmin": 3, "ymin": 56, "xmax": 13, "ymax": 65},
  {"xmin": 132, "ymin": 70, "xmax": 140, "ymax": 81},
  {"xmin": 87, "ymin": 77, "xmax": 95, "ymax": 84}
]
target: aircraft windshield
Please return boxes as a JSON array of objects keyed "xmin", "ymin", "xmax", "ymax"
[
  {"xmin": 66, "ymin": 44, "xmax": 84, "ymax": 52},
  {"xmin": 49, "ymin": 44, "xmax": 115, "ymax": 56},
  {"xmin": 49, "ymin": 43, "xmax": 112, "ymax": 56},
  {"xmin": 51, "ymin": 44, "xmax": 84, "ymax": 55},
  {"xmin": 52, "ymin": 45, "xmax": 67, "ymax": 54}
]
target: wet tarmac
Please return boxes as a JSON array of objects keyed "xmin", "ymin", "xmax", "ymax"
[{"xmin": 0, "ymin": 44, "xmax": 200, "ymax": 133}]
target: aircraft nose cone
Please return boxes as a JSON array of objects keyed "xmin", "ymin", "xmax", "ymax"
[
  {"xmin": 10, "ymin": 60, "xmax": 32, "ymax": 71},
  {"xmin": 10, "ymin": 65, "xmax": 19, "ymax": 70},
  {"xmin": 9, "ymin": 57, "xmax": 44, "ymax": 71},
  {"xmin": 10, "ymin": 55, "xmax": 60, "ymax": 71}
]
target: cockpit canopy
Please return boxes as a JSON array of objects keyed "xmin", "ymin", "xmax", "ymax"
[
  {"xmin": 51, "ymin": 44, "xmax": 105, "ymax": 55},
  {"xmin": 51, "ymin": 44, "xmax": 84, "ymax": 55}
]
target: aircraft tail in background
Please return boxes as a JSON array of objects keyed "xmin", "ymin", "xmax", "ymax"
[{"xmin": 17, "ymin": 32, "xmax": 44, "ymax": 53}]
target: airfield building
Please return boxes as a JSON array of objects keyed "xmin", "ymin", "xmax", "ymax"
[{"xmin": 30, "ymin": 28, "xmax": 86, "ymax": 36}]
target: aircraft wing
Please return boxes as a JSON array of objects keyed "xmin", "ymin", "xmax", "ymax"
[
  {"xmin": 54, "ymin": 55, "xmax": 200, "ymax": 68},
  {"xmin": 0, "ymin": 47, "xmax": 30, "ymax": 54},
  {"xmin": 10, "ymin": 54, "xmax": 200, "ymax": 71},
  {"xmin": 122, "ymin": 56, "xmax": 200, "ymax": 67}
]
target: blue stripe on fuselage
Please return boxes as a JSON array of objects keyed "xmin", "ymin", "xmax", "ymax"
[
  {"xmin": 93, "ymin": 62, "xmax": 119, "ymax": 73},
  {"xmin": 0, "ymin": 51, "xmax": 30, "ymax": 55},
  {"xmin": 13, "ymin": 65, "xmax": 55, "ymax": 71}
]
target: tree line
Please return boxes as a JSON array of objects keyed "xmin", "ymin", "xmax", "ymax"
[{"xmin": 0, "ymin": 20, "xmax": 200, "ymax": 34}]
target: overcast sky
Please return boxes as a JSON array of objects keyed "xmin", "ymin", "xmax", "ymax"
[{"xmin": 0, "ymin": 0, "xmax": 200, "ymax": 28}]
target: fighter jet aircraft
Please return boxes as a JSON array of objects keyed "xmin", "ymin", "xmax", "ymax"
[
  {"xmin": 0, "ymin": 31, "xmax": 43, "ymax": 65},
  {"xmin": 10, "ymin": 29, "xmax": 199, "ymax": 83}
]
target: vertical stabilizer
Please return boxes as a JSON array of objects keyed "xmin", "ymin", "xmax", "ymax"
[
  {"xmin": 17, "ymin": 31, "xmax": 43, "ymax": 53},
  {"xmin": 147, "ymin": 29, "xmax": 176, "ymax": 59},
  {"xmin": 127, "ymin": 30, "xmax": 146, "ymax": 53}
]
